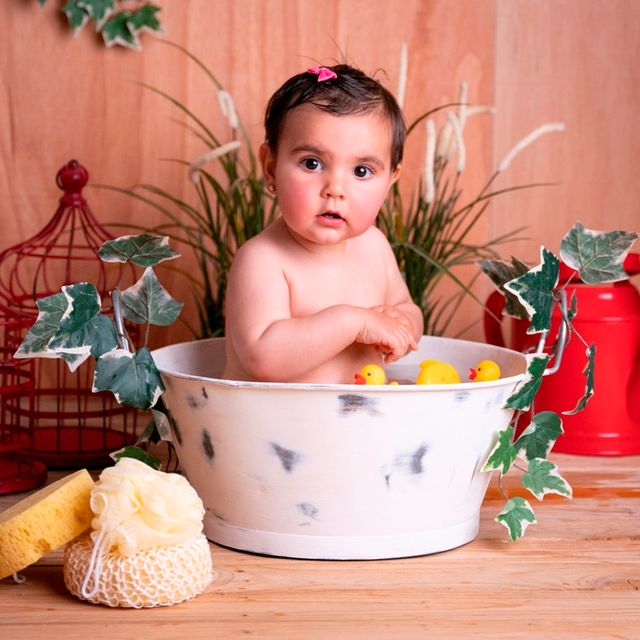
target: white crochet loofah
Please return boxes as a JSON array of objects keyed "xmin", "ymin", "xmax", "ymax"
[{"xmin": 63, "ymin": 532, "xmax": 213, "ymax": 608}]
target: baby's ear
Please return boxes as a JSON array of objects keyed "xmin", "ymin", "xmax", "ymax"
[
  {"xmin": 259, "ymin": 143, "xmax": 277, "ymax": 183},
  {"xmin": 389, "ymin": 162, "xmax": 402, "ymax": 186}
]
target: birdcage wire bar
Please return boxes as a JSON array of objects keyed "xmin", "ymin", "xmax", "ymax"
[{"xmin": 0, "ymin": 314, "xmax": 47, "ymax": 494}]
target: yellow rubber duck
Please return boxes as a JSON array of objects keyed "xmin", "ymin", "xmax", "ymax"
[
  {"xmin": 354, "ymin": 364, "xmax": 399, "ymax": 385},
  {"xmin": 415, "ymin": 359, "xmax": 461, "ymax": 385},
  {"xmin": 469, "ymin": 359, "xmax": 501, "ymax": 382},
  {"xmin": 355, "ymin": 364, "xmax": 387, "ymax": 385}
]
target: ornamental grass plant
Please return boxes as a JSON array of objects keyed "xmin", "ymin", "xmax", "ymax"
[
  {"xmin": 103, "ymin": 42, "xmax": 277, "ymax": 338},
  {"xmin": 105, "ymin": 43, "xmax": 563, "ymax": 339},
  {"xmin": 380, "ymin": 46, "xmax": 565, "ymax": 335}
]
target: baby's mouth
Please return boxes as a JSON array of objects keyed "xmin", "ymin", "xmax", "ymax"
[{"xmin": 320, "ymin": 211, "xmax": 344, "ymax": 220}]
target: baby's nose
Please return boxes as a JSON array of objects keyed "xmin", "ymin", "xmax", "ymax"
[{"xmin": 322, "ymin": 173, "xmax": 345, "ymax": 199}]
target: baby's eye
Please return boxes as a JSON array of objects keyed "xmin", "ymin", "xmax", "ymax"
[
  {"xmin": 353, "ymin": 165, "xmax": 373, "ymax": 179},
  {"xmin": 301, "ymin": 157, "xmax": 322, "ymax": 171}
]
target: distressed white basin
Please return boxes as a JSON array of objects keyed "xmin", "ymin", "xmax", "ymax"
[{"xmin": 152, "ymin": 336, "xmax": 526, "ymax": 559}]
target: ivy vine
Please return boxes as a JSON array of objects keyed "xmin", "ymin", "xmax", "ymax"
[{"xmin": 39, "ymin": 0, "xmax": 163, "ymax": 50}]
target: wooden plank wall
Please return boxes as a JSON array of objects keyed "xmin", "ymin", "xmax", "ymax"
[{"xmin": 1, "ymin": 0, "xmax": 638, "ymax": 344}]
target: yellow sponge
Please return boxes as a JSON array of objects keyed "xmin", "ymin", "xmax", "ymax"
[{"xmin": 0, "ymin": 469, "xmax": 94, "ymax": 579}]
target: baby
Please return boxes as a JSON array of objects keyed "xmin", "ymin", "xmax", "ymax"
[{"xmin": 223, "ymin": 64, "xmax": 423, "ymax": 383}]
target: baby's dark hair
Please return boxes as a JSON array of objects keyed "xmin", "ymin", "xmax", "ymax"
[{"xmin": 264, "ymin": 64, "xmax": 406, "ymax": 170}]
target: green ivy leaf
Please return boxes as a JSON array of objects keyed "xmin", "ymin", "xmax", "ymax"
[
  {"xmin": 101, "ymin": 10, "xmax": 139, "ymax": 49},
  {"xmin": 93, "ymin": 346, "xmax": 164, "ymax": 410},
  {"xmin": 515, "ymin": 411, "xmax": 564, "ymax": 461},
  {"xmin": 110, "ymin": 445, "xmax": 161, "ymax": 470},
  {"xmin": 522, "ymin": 458, "xmax": 573, "ymax": 500},
  {"xmin": 560, "ymin": 222, "xmax": 638, "ymax": 284},
  {"xmin": 63, "ymin": 0, "xmax": 90, "ymax": 32},
  {"xmin": 479, "ymin": 257, "xmax": 531, "ymax": 319},
  {"xmin": 563, "ymin": 344, "xmax": 596, "ymax": 415},
  {"xmin": 121, "ymin": 267, "xmax": 184, "ymax": 326},
  {"xmin": 482, "ymin": 426, "xmax": 517, "ymax": 474},
  {"xmin": 78, "ymin": 0, "xmax": 115, "ymax": 28},
  {"xmin": 47, "ymin": 283, "xmax": 118, "ymax": 362},
  {"xmin": 99, "ymin": 234, "xmax": 180, "ymax": 267},
  {"xmin": 504, "ymin": 354, "xmax": 549, "ymax": 411},
  {"xmin": 504, "ymin": 247, "xmax": 559, "ymax": 333},
  {"xmin": 14, "ymin": 292, "xmax": 69, "ymax": 358},
  {"xmin": 127, "ymin": 4, "xmax": 163, "ymax": 34},
  {"xmin": 495, "ymin": 497, "xmax": 537, "ymax": 542}
]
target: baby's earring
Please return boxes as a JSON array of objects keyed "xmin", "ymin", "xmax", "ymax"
[{"xmin": 267, "ymin": 184, "xmax": 276, "ymax": 193}]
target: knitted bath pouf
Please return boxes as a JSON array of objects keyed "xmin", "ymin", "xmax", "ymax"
[{"xmin": 63, "ymin": 532, "xmax": 213, "ymax": 608}]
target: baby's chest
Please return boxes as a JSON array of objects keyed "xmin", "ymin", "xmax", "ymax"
[{"xmin": 286, "ymin": 262, "xmax": 387, "ymax": 316}]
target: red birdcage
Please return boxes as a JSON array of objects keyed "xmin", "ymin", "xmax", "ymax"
[
  {"xmin": 0, "ymin": 312, "xmax": 47, "ymax": 494},
  {"xmin": 0, "ymin": 160, "xmax": 140, "ymax": 469}
]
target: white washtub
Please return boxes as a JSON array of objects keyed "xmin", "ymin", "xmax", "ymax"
[{"xmin": 152, "ymin": 336, "xmax": 527, "ymax": 559}]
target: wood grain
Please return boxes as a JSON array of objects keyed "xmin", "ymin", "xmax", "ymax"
[
  {"xmin": 1, "ymin": 453, "xmax": 639, "ymax": 639},
  {"xmin": 8, "ymin": 0, "xmax": 637, "ymax": 345}
]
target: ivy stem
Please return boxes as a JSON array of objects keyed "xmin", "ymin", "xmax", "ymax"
[
  {"xmin": 497, "ymin": 474, "xmax": 509, "ymax": 502},
  {"xmin": 111, "ymin": 288, "xmax": 132, "ymax": 352},
  {"xmin": 556, "ymin": 290, "xmax": 590, "ymax": 350}
]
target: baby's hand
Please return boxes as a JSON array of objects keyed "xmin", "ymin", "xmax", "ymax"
[
  {"xmin": 371, "ymin": 304, "xmax": 415, "ymax": 334},
  {"xmin": 356, "ymin": 308, "xmax": 418, "ymax": 363}
]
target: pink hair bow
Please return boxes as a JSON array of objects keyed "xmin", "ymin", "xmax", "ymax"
[{"xmin": 307, "ymin": 66, "xmax": 337, "ymax": 82}]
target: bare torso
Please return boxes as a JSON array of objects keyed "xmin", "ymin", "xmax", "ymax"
[{"xmin": 223, "ymin": 219, "xmax": 396, "ymax": 384}]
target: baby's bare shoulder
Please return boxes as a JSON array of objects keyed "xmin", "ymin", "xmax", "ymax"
[
  {"xmin": 353, "ymin": 226, "xmax": 395, "ymax": 257},
  {"xmin": 232, "ymin": 222, "xmax": 287, "ymax": 266}
]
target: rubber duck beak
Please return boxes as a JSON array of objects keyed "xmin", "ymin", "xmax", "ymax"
[
  {"xmin": 469, "ymin": 368, "xmax": 477, "ymax": 381},
  {"xmin": 354, "ymin": 373, "xmax": 366, "ymax": 385}
]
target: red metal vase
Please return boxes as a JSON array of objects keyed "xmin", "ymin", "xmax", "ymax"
[{"xmin": 484, "ymin": 253, "xmax": 640, "ymax": 455}]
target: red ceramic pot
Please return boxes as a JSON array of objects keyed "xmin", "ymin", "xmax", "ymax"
[{"xmin": 484, "ymin": 253, "xmax": 640, "ymax": 455}]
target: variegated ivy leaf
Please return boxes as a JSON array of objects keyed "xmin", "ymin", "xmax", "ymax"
[
  {"xmin": 515, "ymin": 411, "xmax": 564, "ymax": 461},
  {"xmin": 110, "ymin": 445, "xmax": 161, "ymax": 470},
  {"xmin": 504, "ymin": 353, "xmax": 549, "ymax": 411},
  {"xmin": 563, "ymin": 344, "xmax": 596, "ymax": 415},
  {"xmin": 127, "ymin": 4, "xmax": 162, "ymax": 34},
  {"xmin": 93, "ymin": 347, "xmax": 164, "ymax": 410},
  {"xmin": 78, "ymin": 0, "xmax": 115, "ymax": 28},
  {"xmin": 63, "ymin": 0, "xmax": 91, "ymax": 33},
  {"xmin": 102, "ymin": 5, "xmax": 162, "ymax": 49},
  {"xmin": 14, "ymin": 292, "xmax": 69, "ymax": 359},
  {"xmin": 522, "ymin": 458, "xmax": 573, "ymax": 501},
  {"xmin": 47, "ymin": 283, "xmax": 118, "ymax": 365},
  {"xmin": 495, "ymin": 497, "xmax": 537, "ymax": 542},
  {"xmin": 504, "ymin": 247, "xmax": 559, "ymax": 334},
  {"xmin": 101, "ymin": 11, "xmax": 139, "ymax": 48},
  {"xmin": 560, "ymin": 222, "xmax": 638, "ymax": 284},
  {"xmin": 479, "ymin": 257, "xmax": 531, "ymax": 319},
  {"xmin": 99, "ymin": 234, "xmax": 179, "ymax": 267},
  {"xmin": 482, "ymin": 426, "xmax": 517, "ymax": 475},
  {"xmin": 121, "ymin": 267, "xmax": 183, "ymax": 326}
]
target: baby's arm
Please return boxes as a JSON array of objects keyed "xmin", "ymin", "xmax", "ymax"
[
  {"xmin": 372, "ymin": 229, "xmax": 424, "ymax": 345},
  {"xmin": 224, "ymin": 239, "xmax": 417, "ymax": 381}
]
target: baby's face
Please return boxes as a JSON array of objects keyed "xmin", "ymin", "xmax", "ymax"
[{"xmin": 261, "ymin": 104, "xmax": 399, "ymax": 249}]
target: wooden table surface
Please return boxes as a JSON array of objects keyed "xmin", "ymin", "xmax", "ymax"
[{"xmin": 1, "ymin": 453, "xmax": 639, "ymax": 640}]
